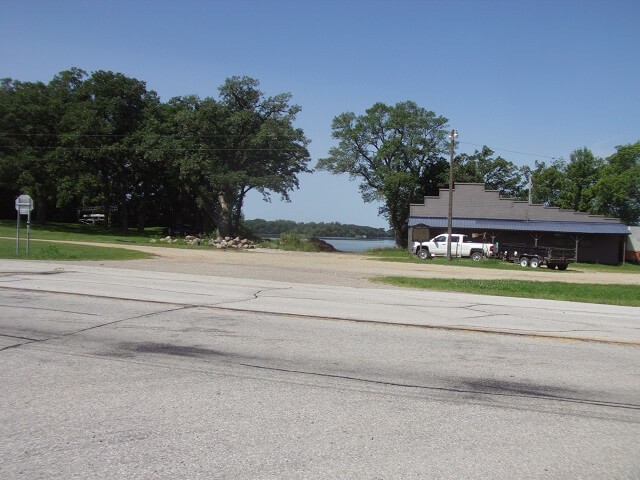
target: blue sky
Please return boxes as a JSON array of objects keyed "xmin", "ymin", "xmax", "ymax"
[{"xmin": 2, "ymin": 0, "xmax": 638, "ymax": 228}]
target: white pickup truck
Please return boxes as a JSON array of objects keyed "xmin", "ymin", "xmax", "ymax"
[{"xmin": 411, "ymin": 233, "xmax": 494, "ymax": 261}]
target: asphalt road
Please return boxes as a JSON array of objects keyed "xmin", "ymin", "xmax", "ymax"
[{"xmin": 1, "ymin": 260, "xmax": 639, "ymax": 479}]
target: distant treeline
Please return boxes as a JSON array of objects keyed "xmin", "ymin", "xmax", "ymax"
[{"xmin": 244, "ymin": 219, "xmax": 393, "ymax": 238}]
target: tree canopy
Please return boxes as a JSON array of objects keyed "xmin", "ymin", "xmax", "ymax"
[
  {"xmin": 0, "ymin": 70, "xmax": 310, "ymax": 236},
  {"xmin": 454, "ymin": 145, "xmax": 527, "ymax": 198},
  {"xmin": 164, "ymin": 77, "xmax": 310, "ymax": 237},
  {"xmin": 528, "ymin": 144, "xmax": 639, "ymax": 225},
  {"xmin": 589, "ymin": 142, "xmax": 640, "ymax": 225},
  {"xmin": 317, "ymin": 101, "xmax": 449, "ymax": 246}
]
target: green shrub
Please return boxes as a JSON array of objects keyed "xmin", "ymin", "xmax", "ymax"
[
  {"xmin": 279, "ymin": 232, "xmax": 304, "ymax": 250},
  {"xmin": 36, "ymin": 244, "xmax": 65, "ymax": 259}
]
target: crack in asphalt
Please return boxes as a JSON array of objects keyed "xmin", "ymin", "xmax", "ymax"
[
  {"xmin": 1, "ymin": 285, "xmax": 638, "ymax": 347},
  {"xmin": 0, "ymin": 305, "xmax": 195, "ymax": 353},
  {"xmin": 461, "ymin": 302, "xmax": 640, "ymax": 320},
  {"xmin": 459, "ymin": 310, "xmax": 511, "ymax": 320},
  {"xmin": 0, "ymin": 302, "xmax": 101, "ymax": 316},
  {"xmin": 0, "ymin": 333, "xmax": 41, "ymax": 341},
  {"xmin": 207, "ymin": 286, "xmax": 294, "ymax": 307},
  {"xmin": 462, "ymin": 304, "xmax": 627, "ymax": 331}
]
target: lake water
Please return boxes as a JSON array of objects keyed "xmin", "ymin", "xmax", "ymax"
[{"xmin": 321, "ymin": 237, "xmax": 396, "ymax": 252}]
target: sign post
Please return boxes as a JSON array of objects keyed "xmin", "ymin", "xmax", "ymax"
[{"xmin": 15, "ymin": 194, "xmax": 34, "ymax": 256}]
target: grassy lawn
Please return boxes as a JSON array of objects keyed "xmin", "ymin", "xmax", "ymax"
[
  {"xmin": 364, "ymin": 247, "xmax": 640, "ymax": 274},
  {"xmin": 0, "ymin": 219, "xmax": 161, "ymax": 244},
  {"xmin": 1, "ymin": 238, "xmax": 152, "ymax": 261},
  {"xmin": 372, "ymin": 277, "xmax": 640, "ymax": 307},
  {"xmin": 1, "ymin": 220, "xmax": 324, "ymax": 254}
]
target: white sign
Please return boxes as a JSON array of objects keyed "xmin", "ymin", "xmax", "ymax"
[{"xmin": 15, "ymin": 194, "xmax": 34, "ymax": 215}]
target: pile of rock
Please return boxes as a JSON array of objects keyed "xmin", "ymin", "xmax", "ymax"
[
  {"xmin": 185, "ymin": 236, "xmax": 202, "ymax": 245},
  {"xmin": 208, "ymin": 236, "xmax": 255, "ymax": 249},
  {"xmin": 150, "ymin": 235, "xmax": 255, "ymax": 249},
  {"xmin": 154, "ymin": 236, "xmax": 180, "ymax": 243}
]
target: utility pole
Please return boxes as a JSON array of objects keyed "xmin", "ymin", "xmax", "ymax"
[{"xmin": 446, "ymin": 129, "xmax": 458, "ymax": 261}]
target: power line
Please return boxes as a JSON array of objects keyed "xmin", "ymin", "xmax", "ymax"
[
  {"xmin": 2, "ymin": 133, "xmax": 564, "ymax": 159},
  {"xmin": 458, "ymin": 141, "xmax": 560, "ymax": 160},
  {"xmin": 0, "ymin": 145, "xmax": 304, "ymax": 152},
  {"xmin": 0, "ymin": 132, "xmax": 287, "ymax": 139}
]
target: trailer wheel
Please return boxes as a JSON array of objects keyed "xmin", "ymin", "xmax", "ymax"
[
  {"xmin": 470, "ymin": 251, "xmax": 483, "ymax": 262},
  {"xmin": 519, "ymin": 257, "xmax": 529, "ymax": 267},
  {"xmin": 417, "ymin": 248, "xmax": 430, "ymax": 260},
  {"xmin": 529, "ymin": 257, "xmax": 540, "ymax": 268},
  {"xmin": 547, "ymin": 263, "xmax": 557, "ymax": 270},
  {"xmin": 557, "ymin": 264, "xmax": 568, "ymax": 270}
]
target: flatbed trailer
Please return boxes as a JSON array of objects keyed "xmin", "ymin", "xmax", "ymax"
[{"xmin": 499, "ymin": 243, "xmax": 576, "ymax": 269}]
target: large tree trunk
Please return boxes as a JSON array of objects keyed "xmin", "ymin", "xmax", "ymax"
[
  {"xmin": 231, "ymin": 192, "xmax": 244, "ymax": 237},
  {"xmin": 216, "ymin": 191, "xmax": 234, "ymax": 238},
  {"xmin": 137, "ymin": 199, "xmax": 147, "ymax": 234},
  {"xmin": 35, "ymin": 197, "xmax": 47, "ymax": 224},
  {"xmin": 388, "ymin": 197, "xmax": 408, "ymax": 248},
  {"xmin": 120, "ymin": 196, "xmax": 128, "ymax": 232},
  {"xmin": 394, "ymin": 224, "xmax": 406, "ymax": 248},
  {"xmin": 104, "ymin": 201, "xmax": 112, "ymax": 228}
]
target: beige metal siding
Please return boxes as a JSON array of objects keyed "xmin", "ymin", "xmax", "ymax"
[{"xmin": 410, "ymin": 183, "xmax": 622, "ymax": 224}]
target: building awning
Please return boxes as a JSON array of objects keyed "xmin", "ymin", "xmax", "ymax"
[{"xmin": 408, "ymin": 217, "xmax": 631, "ymax": 235}]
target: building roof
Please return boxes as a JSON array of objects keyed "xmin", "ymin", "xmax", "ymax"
[
  {"xmin": 408, "ymin": 217, "xmax": 631, "ymax": 235},
  {"xmin": 410, "ymin": 183, "xmax": 624, "ymax": 225}
]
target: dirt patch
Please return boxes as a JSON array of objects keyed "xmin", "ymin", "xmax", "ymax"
[{"xmin": 56, "ymin": 241, "xmax": 640, "ymax": 288}]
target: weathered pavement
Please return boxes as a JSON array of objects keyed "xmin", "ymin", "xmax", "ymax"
[
  {"xmin": 1, "ymin": 260, "xmax": 638, "ymax": 346},
  {"xmin": 1, "ymin": 260, "xmax": 639, "ymax": 479}
]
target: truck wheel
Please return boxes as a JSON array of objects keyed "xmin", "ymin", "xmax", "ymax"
[
  {"xmin": 547, "ymin": 263, "xmax": 557, "ymax": 269},
  {"xmin": 557, "ymin": 264, "xmax": 568, "ymax": 270},
  {"xmin": 519, "ymin": 257, "xmax": 529, "ymax": 267},
  {"xmin": 417, "ymin": 248, "xmax": 430, "ymax": 260},
  {"xmin": 471, "ymin": 251, "xmax": 483, "ymax": 262},
  {"xmin": 529, "ymin": 257, "xmax": 540, "ymax": 268}
]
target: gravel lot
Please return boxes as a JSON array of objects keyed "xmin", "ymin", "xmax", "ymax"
[{"xmin": 63, "ymin": 242, "xmax": 640, "ymax": 288}]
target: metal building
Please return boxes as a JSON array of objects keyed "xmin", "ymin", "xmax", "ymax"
[
  {"xmin": 408, "ymin": 183, "xmax": 631, "ymax": 265},
  {"xmin": 626, "ymin": 226, "xmax": 640, "ymax": 262}
]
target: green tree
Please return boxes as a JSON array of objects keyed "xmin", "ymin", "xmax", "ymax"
[
  {"xmin": 57, "ymin": 70, "xmax": 155, "ymax": 230},
  {"xmin": 317, "ymin": 101, "xmax": 449, "ymax": 247},
  {"xmin": 530, "ymin": 159, "xmax": 567, "ymax": 206},
  {"xmin": 126, "ymin": 93, "xmax": 172, "ymax": 232},
  {"xmin": 590, "ymin": 142, "xmax": 640, "ymax": 225},
  {"xmin": 454, "ymin": 145, "xmax": 526, "ymax": 198},
  {"xmin": 556, "ymin": 147, "xmax": 602, "ymax": 212},
  {"xmin": 0, "ymin": 77, "xmax": 62, "ymax": 223},
  {"xmin": 168, "ymin": 77, "xmax": 311, "ymax": 237}
]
